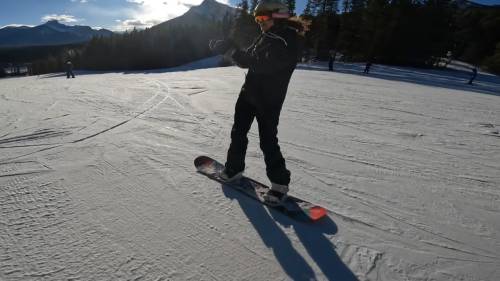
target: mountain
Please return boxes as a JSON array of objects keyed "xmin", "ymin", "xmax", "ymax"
[
  {"xmin": 0, "ymin": 20, "xmax": 113, "ymax": 48},
  {"xmin": 1, "ymin": 0, "xmax": 238, "ymax": 72},
  {"xmin": 152, "ymin": 0, "xmax": 237, "ymax": 31},
  {"xmin": 73, "ymin": 0, "xmax": 239, "ymax": 70}
]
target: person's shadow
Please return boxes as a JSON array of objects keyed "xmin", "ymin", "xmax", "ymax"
[{"xmin": 221, "ymin": 183, "xmax": 359, "ymax": 281}]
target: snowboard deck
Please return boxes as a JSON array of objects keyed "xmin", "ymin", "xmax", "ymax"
[{"xmin": 194, "ymin": 156, "xmax": 328, "ymax": 222}]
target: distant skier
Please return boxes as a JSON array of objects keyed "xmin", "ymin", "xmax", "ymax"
[
  {"xmin": 328, "ymin": 50, "xmax": 335, "ymax": 71},
  {"xmin": 363, "ymin": 61, "xmax": 372, "ymax": 74},
  {"xmin": 467, "ymin": 67, "xmax": 477, "ymax": 85},
  {"xmin": 66, "ymin": 60, "xmax": 75, "ymax": 79},
  {"xmin": 209, "ymin": 0, "xmax": 306, "ymax": 204}
]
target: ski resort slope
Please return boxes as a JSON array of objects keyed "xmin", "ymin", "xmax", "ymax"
[{"xmin": 1, "ymin": 63, "xmax": 499, "ymax": 281}]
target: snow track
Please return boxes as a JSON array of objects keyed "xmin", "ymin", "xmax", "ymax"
[{"xmin": 1, "ymin": 65, "xmax": 499, "ymax": 280}]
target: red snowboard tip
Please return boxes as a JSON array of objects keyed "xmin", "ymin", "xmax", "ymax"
[
  {"xmin": 194, "ymin": 156, "xmax": 213, "ymax": 168},
  {"xmin": 309, "ymin": 206, "xmax": 327, "ymax": 221}
]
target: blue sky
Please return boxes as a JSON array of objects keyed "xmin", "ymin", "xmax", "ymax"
[
  {"xmin": 0, "ymin": 0, "xmax": 222, "ymax": 31},
  {"xmin": 1, "ymin": 0, "xmax": 499, "ymax": 31}
]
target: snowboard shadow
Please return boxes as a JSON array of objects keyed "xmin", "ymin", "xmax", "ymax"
[{"xmin": 221, "ymin": 183, "xmax": 359, "ymax": 281}]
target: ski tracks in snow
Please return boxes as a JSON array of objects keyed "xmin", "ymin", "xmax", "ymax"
[{"xmin": 1, "ymin": 68, "xmax": 500, "ymax": 280}]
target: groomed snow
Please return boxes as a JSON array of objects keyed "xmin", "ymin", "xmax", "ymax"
[{"xmin": 1, "ymin": 61, "xmax": 499, "ymax": 280}]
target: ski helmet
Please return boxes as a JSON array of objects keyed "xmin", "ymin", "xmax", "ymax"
[{"xmin": 253, "ymin": 1, "xmax": 290, "ymax": 18}]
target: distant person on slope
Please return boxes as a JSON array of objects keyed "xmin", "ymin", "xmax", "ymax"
[
  {"xmin": 209, "ymin": 1, "xmax": 306, "ymax": 204},
  {"xmin": 328, "ymin": 49, "xmax": 335, "ymax": 71},
  {"xmin": 467, "ymin": 67, "xmax": 477, "ymax": 85},
  {"xmin": 363, "ymin": 61, "xmax": 372, "ymax": 74},
  {"xmin": 66, "ymin": 60, "xmax": 75, "ymax": 79}
]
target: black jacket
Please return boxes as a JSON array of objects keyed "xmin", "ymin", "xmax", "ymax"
[{"xmin": 232, "ymin": 23, "xmax": 299, "ymax": 110}]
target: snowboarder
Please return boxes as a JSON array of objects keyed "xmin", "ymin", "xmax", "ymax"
[
  {"xmin": 467, "ymin": 67, "xmax": 477, "ymax": 85},
  {"xmin": 209, "ymin": 0, "xmax": 306, "ymax": 204},
  {"xmin": 66, "ymin": 60, "xmax": 75, "ymax": 79}
]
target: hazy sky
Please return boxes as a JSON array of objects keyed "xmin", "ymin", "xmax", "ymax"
[{"xmin": 1, "ymin": 0, "xmax": 499, "ymax": 31}]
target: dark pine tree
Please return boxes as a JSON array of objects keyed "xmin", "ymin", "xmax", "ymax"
[{"xmin": 286, "ymin": 0, "xmax": 297, "ymax": 15}]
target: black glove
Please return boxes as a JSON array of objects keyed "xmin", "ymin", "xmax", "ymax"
[
  {"xmin": 209, "ymin": 39, "xmax": 236, "ymax": 55},
  {"xmin": 231, "ymin": 49, "xmax": 248, "ymax": 67}
]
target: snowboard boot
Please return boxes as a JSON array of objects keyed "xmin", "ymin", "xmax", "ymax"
[
  {"xmin": 220, "ymin": 167, "xmax": 243, "ymax": 183},
  {"xmin": 263, "ymin": 183, "xmax": 289, "ymax": 205}
]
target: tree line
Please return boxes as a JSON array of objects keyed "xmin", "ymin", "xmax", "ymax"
[
  {"xmin": 295, "ymin": 0, "xmax": 499, "ymax": 72},
  {"xmin": 232, "ymin": 0, "xmax": 499, "ymax": 73},
  {"xmin": 69, "ymin": 19, "xmax": 229, "ymax": 71},
  {"xmin": 1, "ymin": 16, "xmax": 232, "ymax": 75},
  {"xmin": 1, "ymin": 0, "xmax": 499, "ymax": 75}
]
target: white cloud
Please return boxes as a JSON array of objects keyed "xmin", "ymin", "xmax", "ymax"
[
  {"xmin": 41, "ymin": 14, "xmax": 82, "ymax": 23},
  {"xmin": 115, "ymin": 18, "xmax": 163, "ymax": 30},
  {"xmin": 114, "ymin": 0, "xmax": 230, "ymax": 31},
  {"xmin": 71, "ymin": 0, "xmax": 89, "ymax": 3}
]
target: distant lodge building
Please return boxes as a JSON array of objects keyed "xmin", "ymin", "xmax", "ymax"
[{"xmin": 0, "ymin": 63, "xmax": 33, "ymax": 77}]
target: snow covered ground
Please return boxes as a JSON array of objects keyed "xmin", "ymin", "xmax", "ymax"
[{"xmin": 1, "ymin": 61, "xmax": 499, "ymax": 280}]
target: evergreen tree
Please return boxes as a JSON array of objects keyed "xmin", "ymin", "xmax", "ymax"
[
  {"xmin": 316, "ymin": 0, "xmax": 338, "ymax": 15},
  {"xmin": 453, "ymin": 5, "xmax": 500, "ymax": 67},
  {"xmin": 286, "ymin": 0, "xmax": 296, "ymax": 15},
  {"xmin": 360, "ymin": 0, "xmax": 390, "ymax": 62},
  {"xmin": 336, "ymin": 0, "xmax": 366, "ymax": 60},
  {"xmin": 484, "ymin": 42, "xmax": 500, "ymax": 73},
  {"xmin": 325, "ymin": 0, "xmax": 338, "ymax": 15},
  {"xmin": 305, "ymin": 0, "xmax": 340, "ymax": 59},
  {"xmin": 238, "ymin": 0, "xmax": 249, "ymax": 13},
  {"xmin": 303, "ymin": 0, "xmax": 314, "ymax": 16},
  {"xmin": 231, "ymin": 0, "xmax": 259, "ymax": 48},
  {"xmin": 249, "ymin": 0, "xmax": 259, "ymax": 13}
]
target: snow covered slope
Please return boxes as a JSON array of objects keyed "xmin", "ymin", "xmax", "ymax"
[{"xmin": 0, "ymin": 63, "xmax": 499, "ymax": 280}]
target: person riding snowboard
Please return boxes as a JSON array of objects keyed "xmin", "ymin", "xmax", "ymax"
[{"xmin": 209, "ymin": 1, "xmax": 306, "ymax": 204}]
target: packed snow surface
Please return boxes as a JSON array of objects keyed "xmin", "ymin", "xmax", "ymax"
[{"xmin": 1, "ymin": 62, "xmax": 499, "ymax": 280}]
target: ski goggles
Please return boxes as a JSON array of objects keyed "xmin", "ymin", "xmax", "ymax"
[{"xmin": 254, "ymin": 15, "xmax": 272, "ymax": 23}]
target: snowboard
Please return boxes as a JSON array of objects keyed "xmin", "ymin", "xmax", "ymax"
[{"xmin": 194, "ymin": 156, "xmax": 328, "ymax": 222}]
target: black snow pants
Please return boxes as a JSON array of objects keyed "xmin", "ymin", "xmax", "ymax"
[{"xmin": 225, "ymin": 95, "xmax": 291, "ymax": 186}]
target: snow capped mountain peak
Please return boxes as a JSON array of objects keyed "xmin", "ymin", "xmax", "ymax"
[
  {"xmin": 186, "ymin": 0, "xmax": 236, "ymax": 20},
  {"xmin": 198, "ymin": 0, "xmax": 223, "ymax": 9},
  {"xmin": 151, "ymin": 0, "xmax": 236, "ymax": 31},
  {"xmin": 1, "ymin": 24, "xmax": 32, "ymax": 30},
  {"xmin": 45, "ymin": 20, "xmax": 62, "ymax": 25},
  {"xmin": 42, "ymin": 20, "xmax": 71, "ymax": 32}
]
